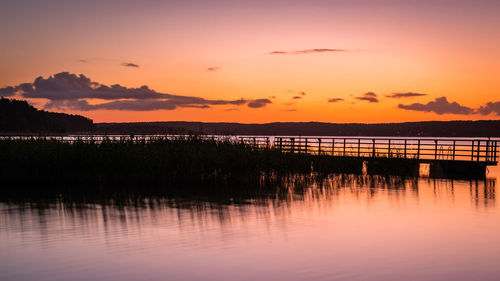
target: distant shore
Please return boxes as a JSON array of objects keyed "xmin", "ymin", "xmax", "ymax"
[{"xmin": 95, "ymin": 120, "xmax": 500, "ymax": 137}]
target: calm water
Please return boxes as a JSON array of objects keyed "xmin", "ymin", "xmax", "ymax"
[{"xmin": 1, "ymin": 168, "xmax": 500, "ymax": 281}]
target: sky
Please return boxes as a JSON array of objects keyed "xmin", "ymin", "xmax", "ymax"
[{"xmin": 1, "ymin": 0, "xmax": 499, "ymax": 123}]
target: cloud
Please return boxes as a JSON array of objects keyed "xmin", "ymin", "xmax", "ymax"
[
  {"xmin": 356, "ymin": 97, "xmax": 379, "ymax": 103},
  {"xmin": 248, "ymin": 99, "xmax": 272, "ymax": 108},
  {"xmin": 292, "ymin": 96, "xmax": 302, "ymax": 100},
  {"xmin": 121, "ymin": 62, "xmax": 139, "ymax": 68},
  {"xmin": 78, "ymin": 59, "xmax": 88, "ymax": 63},
  {"xmin": 328, "ymin": 98, "xmax": 344, "ymax": 103},
  {"xmin": 299, "ymin": 91, "xmax": 306, "ymax": 96},
  {"xmin": 0, "ymin": 83, "xmax": 34, "ymax": 97},
  {"xmin": 0, "ymin": 86, "xmax": 17, "ymax": 97},
  {"xmin": 0, "ymin": 72, "xmax": 270, "ymax": 111},
  {"xmin": 355, "ymin": 92, "xmax": 379, "ymax": 103},
  {"xmin": 386, "ymin": 92, "xmax": 427, "ymax": 98},
  {"xmin": 45, "ymin": 99, "xmax": 212, "ymax": 111},
  {"xmin": 476, "ymin": 101, "xmax": 500, "ymax": 116},
  {"xmin": 398, "ymin": 97, "xmax": 473, "ymax": 115},
  {"xmin": 269, "ymin": 48, "xmax": 346, "ymax": 55},
  {"xmin": 206, "ymin": 67, "xmax": 219, "ymax": 72},
  {"xmin": 286, "ymin": 109, "xmax": 297, "ymax": 112}
]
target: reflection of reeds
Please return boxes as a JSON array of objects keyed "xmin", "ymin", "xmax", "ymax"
[
  {"xmin": 1, "ymin": 174, "xmax": 495, "ymax": 213},
  {"xmin": 0, "ymin": 173, "xmax": 420, "ymax": 205}
]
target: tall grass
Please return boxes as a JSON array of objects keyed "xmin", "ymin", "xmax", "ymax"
[{"xmin": 0, "ymin": 136, "xmax": 366, "ymax": 192}]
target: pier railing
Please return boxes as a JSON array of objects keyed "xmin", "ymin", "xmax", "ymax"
[{"xmin": 239, "ymin": 137, "xmax": 498, "ymax": 165}]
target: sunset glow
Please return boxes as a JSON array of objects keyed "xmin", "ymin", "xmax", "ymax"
[{"xmin": 1, "ymin": 0, "xmax": 499, "ymax": 123}]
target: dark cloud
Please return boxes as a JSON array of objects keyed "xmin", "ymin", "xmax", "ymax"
[
  {"xmin": 386, "ymin": 92, "xmax": 427, "ymax": 98},
  {"xmin": 286, "ymin": 109, "xmax": 297, "ymax": 112},
  {"xmin": 299, "ymin": 91, "xmax": 306, "ymax": 96},
  {"xmin": 398, "ymin": 97, "xmax": 473, "ymax": 115},
  {"xmin": 356, "ymin": 97, "xmax": 379, "ymax": 103},
  {"xmin": 0, "ymin": 72, "xmax": 267, "ymax": 111},
  {"xmin": 248, "ymin": 99, "xmax": 272, "ymax": 108},
  {"xmin": 206, "ymin": 67, "xmax": 219, "ymax": 72},
  {"xmin": 45, "ymin": 96, "xmax": 247, "ymax": 111},
  {"xmin": 269, "ymin": 49, "xmax": 346, "ymax": 55},
  {"xmin": 355, "ymin": 92, "xmax": 379, "ymax": 103},
  {"xmin": 78, "ymin": 59, "xmax": 88, "ymax": 63},
  {"xmin": 292, "ymin": 96, "xmax": 302, "ymax": 100},
  {"xmin": 476, "ymin": 101, "xmax": 500, "ymax": 116},
  {"xmin": 45, "ymin": 99, "xmax": 212, "ymax": 111},
  {"xmin": 270, "ymin": 96, "xmax": 276, "ymax": 99},
  {"xmin": 0, "ymin": 83, "xmax": 33, "ymax": 97},
  {"xmin": 0, "ymin": 86, "xmax": 17, "ymax": 97},
  {"xmin": 328, "ymin": 98, "xmax": 344, "ymax": 103},
  {"xmin": 121, "ymin": 62, "xmax": 139, "ymax": 68}
]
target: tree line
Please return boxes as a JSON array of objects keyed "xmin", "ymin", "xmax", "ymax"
[{"xmin": 0, "ymin": 98, "xmax": 94, "ymax": 133}]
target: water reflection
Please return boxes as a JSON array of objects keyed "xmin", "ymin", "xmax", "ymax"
[
  {"xmin": 1, "ymin": 175, "xmax": 497, "ymax": 240},
  {"xmin": 1, "ymin": 174, "xmax": 499, "ymax": 281}
]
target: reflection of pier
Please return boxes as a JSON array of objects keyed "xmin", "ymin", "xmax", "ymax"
[{"xmin": 241, "ymin": 137, "xmax": 498, "ymax": 177}]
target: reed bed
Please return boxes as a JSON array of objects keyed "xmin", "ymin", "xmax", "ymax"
[{"xmin": 0, "ymin": 136, "xmax": 369, "ymax": 192}]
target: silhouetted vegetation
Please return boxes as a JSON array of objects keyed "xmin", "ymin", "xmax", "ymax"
[
  {"xmin": 0, "ymin": 136, "xmax": 371, "ymax": 191},
  {"xmin": 0, "ymin": 98, "xmax": 94, "ymax": 133},
  {"xmin": 97, "ymin": 120, "xmax": 500, "ymax": 137}
]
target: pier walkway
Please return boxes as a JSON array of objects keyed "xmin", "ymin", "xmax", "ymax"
[
  {"xmin": 240, "ymin": 136, "xmax": 498, "ymax": 176},
  {"xmin": 240, "ymin": 136, "xmax": 497, "ymax": 165}
]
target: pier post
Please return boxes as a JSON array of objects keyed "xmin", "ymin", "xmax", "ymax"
[
  {"xmin": 453, "ymin": 140, "xmax": 456, "ymax": 160},
  {"xmin": 372, "ymin": 139, "xmax": 376, "ymax": 157},
  {"xmin": 343, "ymin": 138, "xmax": 346, "ymax": 156},
  {"xmin": 318, "ymin": 138, "xmax": 321, "ymax": 155},
  {"xmin": 477, "ymin": 141, "xmax": 480, "ymax": 162},
  {"xmin": 471, "ymin": 140, "xmax": 475, "ymax": 161},
  {"xmin": 291, "ymin": 138, "xmax": 295, "ymax": 153},
  {"xmin": 494, "ymin": 141, "xmax": 498, "ymax": 162},
  {"xmin": 434, "ymin": 140, "xmax": 438, "ymax": 160},
  {"xmin": 332, "ymin": 138, "xmax": 335, "ymax": 156},
  {"xmin": 404, "ymin": 139, "xmax": 407, "ymax": 159},
  {"xmin": 388, "ymin": 139, "xmax": 391, "ymax": 158},
  {"xmin": 358, "ymin": 139, "xmax": 361, "ymax": 157},
  {"xmin": 486, "ymin": 140, "xmax": 489, "ymax": 162},
  {"xmin": 417, "ymin": 140, "xmax": 420, "ymax": 159}
]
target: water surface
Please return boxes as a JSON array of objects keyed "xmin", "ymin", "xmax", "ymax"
[{"xmin": 1, "ymin": 169, "xmax": 500, "ymax": 281}]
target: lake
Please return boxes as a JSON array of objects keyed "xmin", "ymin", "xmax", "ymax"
[{"xmin": 1, "ymin": 165, "xmax": 500, "ymax": 281}]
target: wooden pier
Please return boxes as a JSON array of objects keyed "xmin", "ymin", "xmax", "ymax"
[{"xmin": 240, "ymin": 136, "xmax": 498, "ymax": 177}]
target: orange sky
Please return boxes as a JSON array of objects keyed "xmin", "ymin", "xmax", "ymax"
[{"xmin": 1, "ymin": 0, "xmax": 499, "ymax": 123}]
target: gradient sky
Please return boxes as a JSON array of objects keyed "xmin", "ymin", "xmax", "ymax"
[{"xmin": 1, "ymin": 0, "xmax": 499, "ymax": 123}]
